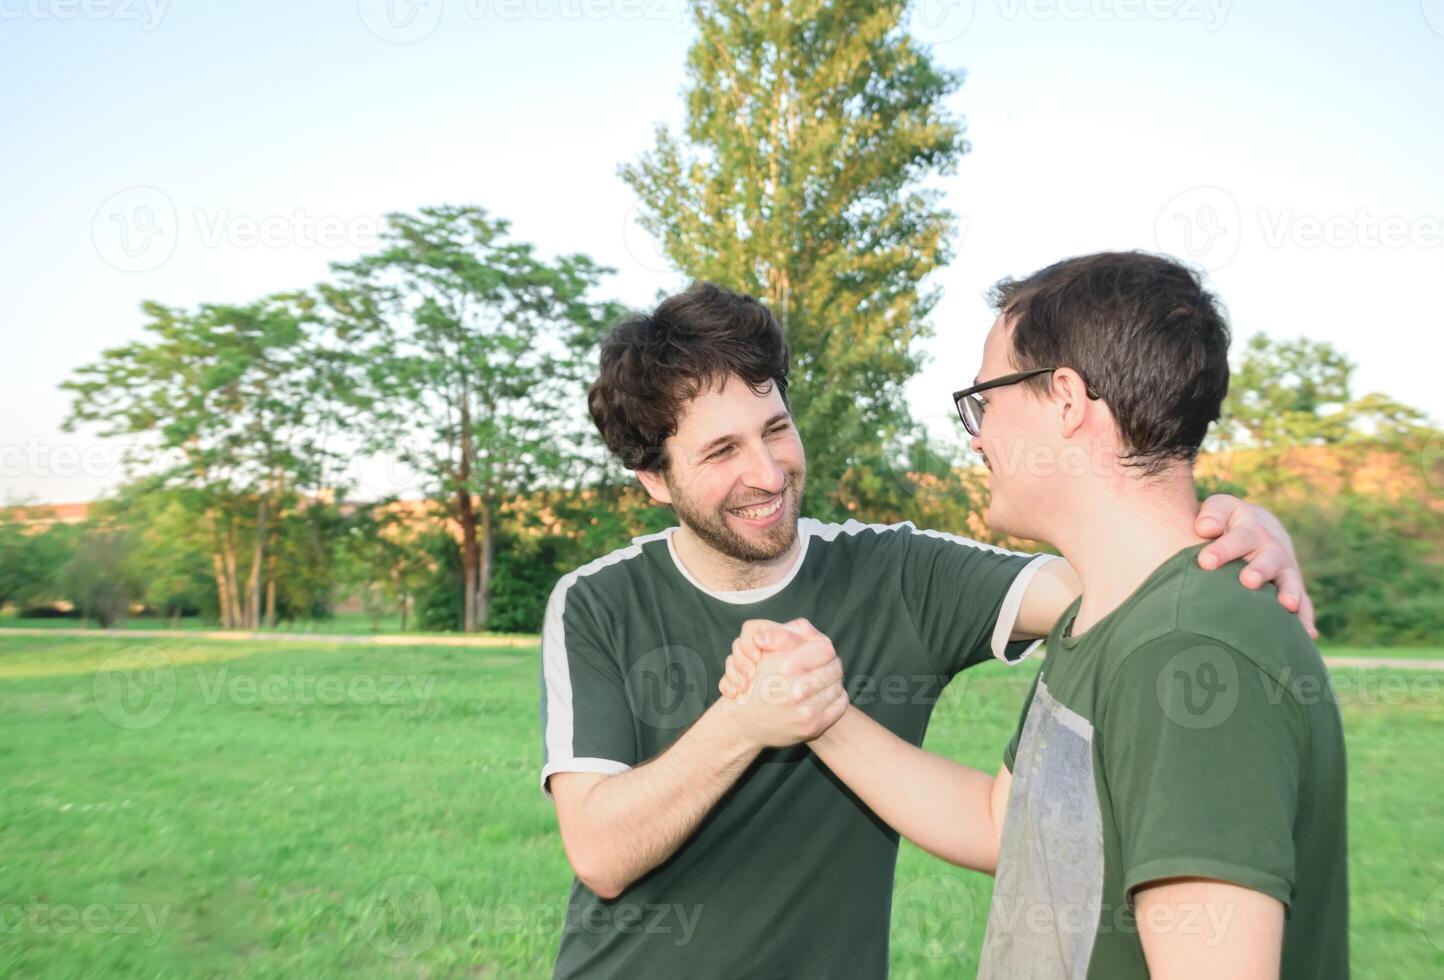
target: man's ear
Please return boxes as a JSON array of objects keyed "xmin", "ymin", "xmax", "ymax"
[
  {"xmin": 635, "ymin": 466, "xmax": 673, "ymax": 505},
  {"xmin": 1052, "ymin": 368, "xmax": 1090, "ymax": 440}
]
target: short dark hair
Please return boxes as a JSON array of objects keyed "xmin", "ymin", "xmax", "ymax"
[
  {"xmin": 989, "ymin": 251, "xmax": 1230, "ymax": 475},
  {"xmin": 588, "ymin": 281, "xmax": 791, "ymax": 472}
]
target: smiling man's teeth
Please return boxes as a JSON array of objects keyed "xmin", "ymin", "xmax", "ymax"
[{"xmin": 733, "ymin": 496, "xmax": 782, "ymax": 519}]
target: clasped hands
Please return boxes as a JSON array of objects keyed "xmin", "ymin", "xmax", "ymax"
[{"xmin": 716, "ymin": 618, "xmax": 848, "ymax": 748}]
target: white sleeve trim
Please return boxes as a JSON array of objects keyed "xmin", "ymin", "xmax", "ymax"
[
  {"xmin": 990, "ymin": 554, "xmax": 1064, "ymax": 664},
  {"xmin": 541, "ymin": 758, "xmax": 634, "ymax": 801},
  {"xmin": 540, "ymin": 542, "xmax": 653, "ymax": 796}
]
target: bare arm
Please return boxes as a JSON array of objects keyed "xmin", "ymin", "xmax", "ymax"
[
  {"xmin": 723, "ymin": 619, "xmax": 1014, "ymax": 873},
  {"xmin": 1010, "ymin": 557, "xmax": 1080, "ymax": 640},
  {"xmin": 1135, "ymin": 879, "xmax": 1284, "ymax": 980},
  {"xmin": 552, "ymin": 639, "xmax": 847, "ymax": 899},
  {"xmin": 809, "ymin": 703, "xmax": 1014, "ymax": 873},
  {"xmin": 550, "ymin": 700, "xmax": 759, "ymax": 900}
]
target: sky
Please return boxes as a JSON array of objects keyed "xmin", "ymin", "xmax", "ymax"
[{"xmin": 3, "ymin": 0, "xmax": 1442, "ymax": 504}]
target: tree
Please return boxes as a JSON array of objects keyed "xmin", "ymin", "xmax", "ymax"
[
  {"xmin": 338, "ymin": 501, "xmax": 437, "ymax": 633},
  {"xmin": 332, "ymin": 206, "xmax": 620, "ymax": 631},
  {"xmin": 62, "ymin": 292, "xmax": 357, "ymax": 628},
  {"xmin": 622, "ymin": 0, "xmax": 967, "ymax": 518},
  {"xmin": 1202, "ymin": 334, "xmax": 1444, "ymax": 643},
  {"xmin": 91, "ymin": 478, "xmax": 216, "ymax": 622},
  {"xmin": 0, "ymin": 514, "xmax": 79, "ymax": 613},
  {"xmin": 1210, "ymin": 334, "xmax": 1437, "ymax": 496}
]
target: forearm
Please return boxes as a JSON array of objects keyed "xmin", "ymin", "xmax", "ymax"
[
  {"xmin": 563, "ymin": 699, "xmax": 759, "ymax": 898},
  {"xmin": 809, "ymin": 704, "xmax": 1008, "ymax": 873}
]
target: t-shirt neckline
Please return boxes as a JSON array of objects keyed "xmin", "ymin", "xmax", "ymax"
[
  {"xmin": 1058, "ymin": 543, "xmax": 1207, "ymax": 649},
  {"xmin": 663, "ymin": 519, "xmax": 813, "ymax": 605}
]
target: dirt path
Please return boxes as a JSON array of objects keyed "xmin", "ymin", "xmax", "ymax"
[
  {"xmin": 3, "ymin": 627, "xmax": 1442, "ymax": 670},
  {"xmin": 0, "ymin": 626, "xmax": 537, "ymax": 649}
]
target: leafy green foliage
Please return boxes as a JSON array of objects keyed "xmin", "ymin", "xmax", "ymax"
[
  {"xmin": 60, "ymin": 291, "xmax": 359, "ymax": 628},
  {"xmin": 0, "ymin": 518, "xmax": 79, "ymax": 611},
  {"xmin": 330, "ymin": 205, "xmax": 623, "ymax": 630},
  {"xmin": 622, "ymin": 0, "xmax": 967, "ymax": 518},
  {"xmin": 1204, "ymin": 334, "xmax": 1444, "ymax": 644}
]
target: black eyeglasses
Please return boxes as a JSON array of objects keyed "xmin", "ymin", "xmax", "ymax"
[{"xmin": 951, "ymin": 368, "xmax": 1100, "ymax": 437}]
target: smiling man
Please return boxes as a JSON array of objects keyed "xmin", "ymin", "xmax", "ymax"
[{"xmin": 539, "ymin": 281, "xmax": 1314, "ymax": 979}]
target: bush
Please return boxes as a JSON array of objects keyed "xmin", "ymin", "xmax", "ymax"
[
  {"xmin": 1285, "ymin": 495, "xmax": 1444, "ymax": 646},
  {"xmin": 415, "ymin": 531, "xmax": 463, "ymax": 632},
  {"xmin": 59, "ymin": 527, "xmax": 139, "ymax": 628},
  {"xmin": 486, "ymin": 534, "xmax": 569, "ymax": 633},
  {"xmin": 15, "ymin": 606, "xmax": 81, "ymax": 620}
]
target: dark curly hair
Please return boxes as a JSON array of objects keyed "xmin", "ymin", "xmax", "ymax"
[{"xmin": 588, "ymin": 282, "xmax": 791, "ymax": 472}]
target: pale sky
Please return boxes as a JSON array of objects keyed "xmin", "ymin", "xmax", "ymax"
[{"xmin": 3, "ymin": 0, "xmax": 1442, "ymax": 504}]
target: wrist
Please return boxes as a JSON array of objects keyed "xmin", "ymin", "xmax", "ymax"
[
  {"xmin": 702, "ymin": 695, "xmax": 765, "ymax": 761},
  {"xmin": 808, "ymin": 701, "xmax": 853, "ymax": 755}
]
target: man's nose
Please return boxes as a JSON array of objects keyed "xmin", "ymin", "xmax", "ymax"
[
  {"xmin": 970, "ymin": 434, "xmax": 984, "ymax": 455},
  {"xmin": 744, "ymin": 443, "xmax": 787, "ymax": 493}
]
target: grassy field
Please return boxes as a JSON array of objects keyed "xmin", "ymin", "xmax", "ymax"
[{"xmin": 1, "ymin": 634, "xmax": 1441, "ymax": 978}]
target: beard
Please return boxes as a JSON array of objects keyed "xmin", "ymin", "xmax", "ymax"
[{"xmin": 666, "ymin": 468, "xmax": 806, "ymax": 563}]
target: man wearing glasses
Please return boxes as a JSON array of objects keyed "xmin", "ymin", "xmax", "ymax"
[
  {"xmin": 724, "ymin": 252, "xmax": 1346, "ymax": 978},
  {"xmin": 542, "ymin": 279, "xmax": 1317, "ymax": 978}
]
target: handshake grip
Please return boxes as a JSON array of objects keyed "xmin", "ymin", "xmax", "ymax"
[{"xmin": 716, "ymin": 618, "xmax": 849, "ymax": 748}]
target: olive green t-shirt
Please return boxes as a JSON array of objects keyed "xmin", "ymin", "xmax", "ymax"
[
  {"xmin": 539, "ymin": 518, "xmax": 1050, "ymax": 979},
  {"xmin": 981, "ymin": 544, "xmax": 1349, "ymax": 978}
]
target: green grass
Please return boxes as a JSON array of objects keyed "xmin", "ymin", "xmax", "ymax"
[
  {"xmin": 6, "ymin": 610, "xmax": 1442, "ymax": 661},
  {"xmin": 1318, "ymin": 645, "xmax": 1444, "ymax": 661},
  {"xmin": 1, "ymin": 635, "xmax": 1440, "ymax": 978}
]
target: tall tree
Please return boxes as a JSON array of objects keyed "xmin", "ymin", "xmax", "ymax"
[
  {"xmin": 331, "ymin": 206, "xmax": 619, "ymax": 632},
  {"xmin": 622, "ymin": 0, "xmax": 967, "ymax": 517}
]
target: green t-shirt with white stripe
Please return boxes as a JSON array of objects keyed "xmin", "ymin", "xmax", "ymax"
[{"xmin": 539, "ymin": 517, "xmax": 1049, "ymax": 979}]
